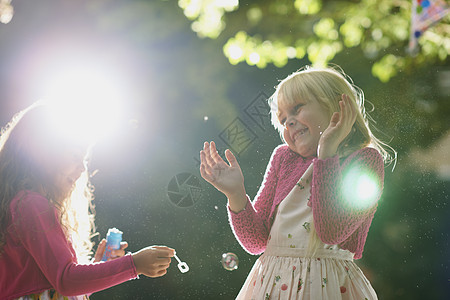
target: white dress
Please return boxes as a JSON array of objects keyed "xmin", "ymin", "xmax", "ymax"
[{"xmin": 236, "ymin": 164, "xmax": 378, "ymax": 300}]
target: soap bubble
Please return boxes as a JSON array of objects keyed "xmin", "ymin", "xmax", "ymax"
[{"xmin": 221, "ymin": 252, "xmax": 239, "ymax": 271}]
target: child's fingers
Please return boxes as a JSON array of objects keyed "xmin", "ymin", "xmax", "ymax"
[
  {"xmin": 340, "ymin": 96, "xmax": 349, "ymax": 124},
  {"xmin": 347, "ymin": 95, "xmax": 357, "ymax": 124},
  {"xmin": 206, "ymin": 141, "xmax": 224, "ymax": 165},
  {"xmin": 209, "ymin": 141, "xmax": 216, "ymax": 155},
  {"xmin": 155, "ymin": 257, "xmax": 172, "ymax": 266},
  {"xmin": 108, "ymin": 242, "xmax": 128, "ymax": 259},
  {"xmin": 93, "ymin": 239, "xmax": 106, "ymax": 262},
  {"xmin": 200, "ymin": 150, "xmax": 210, "ymax": 167},
  {"xmin": 155, "ymin": 270, "xmax": 168, "ymax": 277},
  {"xmin": 338, "ymin": 94, "xmax": 356, "ymax": 130},
  {"xmin": 200, "ymin": 152, "xmax": 216, "ymax": 176},
  {"xmin": 342, "ymin": 97, "xmax": 347, "ymax": 120},
  {"xmin": 199, "ymin": 163, "xmax": 208, "ymax": 179},
  {"xmin": 209, "ymin": 141, "xmax": 225, "ymax": 164},
  {"xmin": 225, "ymin": 149, "xmax": 238, "ymax": 167},
  {"xmin": 202, "ymin": 142, "xmax": 215, "ymax": 166},
  {"xmin": 342, "ymin": 94, "xmax": 356, "ymax": 125},
  {"xmin": 98, "ymin": 239, "xmax": 107, "ymax": 259},
  {"xmin": 200, "ymin": 162, "xmax": 215, "ymax": 182},
  {"xmin": 120, "ymin": 241, "xmax": 128, "ymax": 250},
  {"xmin": 341, "ymin": 95, "xmax": 351, "ymax": 125},
  {"xmin": 329, "ymin": 112, "xmax": 340, "ymax": 127},
  {"xmin": 111, "ymin": 248, "xmax": 126, "ymax": 259},
  {"xmin": 151, "ymin": 246, "xmax": 176, "ymax": 257}
]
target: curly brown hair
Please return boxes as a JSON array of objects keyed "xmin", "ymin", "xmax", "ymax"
[{"xmin": 0, "ymin": 102, "xmax": 97, "ymax": 261}]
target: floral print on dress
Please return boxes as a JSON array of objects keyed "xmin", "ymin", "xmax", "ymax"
[
  {"xmin": 287, "ymin": 233, "xmax": 296, "ymax": 247},
  {"xmin": 302, "ymin": 221, "xmax": 311, "ymax": 232},
  {"xmin": 297, "ymin": 278, "xmax": 303, "ymax": 292},
  {"xmin": 234, "ymin": 161, "xmax": 378, "ymax": 299},
  {"xmin": 17, "ymin": 290, "xmax": 88, "ymax": 300},
  {"xmin": 272, "ymin": 275, "xmax": 281, "ymax": 288},
  {"xmin": 296, "ymin": 182, "xmax": 305, "ymax": 190},
  {"xmin": 322, "ymin": 277, "xmax": 328, "ymax": 288},
  {"xmin": 344, "ymin": 264, "xmax": 353, "ymax": 279}
]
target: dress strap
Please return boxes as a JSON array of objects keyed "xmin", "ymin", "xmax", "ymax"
[{"xmin": 295, "ymin": 163, "xmax": 313, "ymax": 188}]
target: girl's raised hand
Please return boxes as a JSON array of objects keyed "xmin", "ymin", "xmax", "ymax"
[
  {"xmin": 200, "ymin": 141, "xmax": 245, "ymax": 199},
  {"xmin": 318, "ymin": 94, "xmax": 357, "ymax": 159}
]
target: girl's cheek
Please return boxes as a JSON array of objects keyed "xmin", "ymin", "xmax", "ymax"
[
  {"xmin": 283, "ymin": 129, "xmax": 293, "ymax": 145},
  {"xmin": 282, "ymin": 129, "xmax": 289, "ymax": 141}
]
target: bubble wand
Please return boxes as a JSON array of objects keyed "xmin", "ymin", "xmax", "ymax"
[{"xmin": 173, "ymin": 252, "xmax": 189, "ymax": 273}]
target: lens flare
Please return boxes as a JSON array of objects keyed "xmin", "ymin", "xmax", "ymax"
[
  {"xmin": 342, "ymin": 167, "xmax": 380, "ymax": 209},
  {"xmin": 39, "ymin": 65, "xmax": 126, "ymax": 144}
]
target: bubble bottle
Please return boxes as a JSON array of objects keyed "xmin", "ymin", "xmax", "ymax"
[{"xmin": 101, "ymin": 228, "xmax": 123, "ymax": 261}]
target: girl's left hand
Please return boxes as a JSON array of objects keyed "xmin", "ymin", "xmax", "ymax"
[
  {"xmin": 317, "ymin": 94, "xmax": 357, "ymax": 159},
  {"xmin": 92, "ymin": 239, "xmax": 129, "ymax": 263}
]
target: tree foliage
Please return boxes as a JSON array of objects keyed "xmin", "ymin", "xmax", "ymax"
[{"xmin": 177, "ymin": 0, "xmax": 450, "ymax": 82}]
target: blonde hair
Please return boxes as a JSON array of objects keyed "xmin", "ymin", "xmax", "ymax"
[
  {"xmin": 269, "ymin": 65, "xmax": 396, "ymax": 256},
  {"xmin": 0, "ymin": 102, "xmax": 97, "ymax": 262},
  {"xmin": 270, "ymin": 65, "xmax": 395, "ymax": 164}
]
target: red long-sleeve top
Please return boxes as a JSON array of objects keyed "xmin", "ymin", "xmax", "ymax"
[
  {"xmin": 0, "ymin": 191, "xmax": 138, "ymax": 299},
  {"xmin": 228, "ymin": 145, "xmax": 384, "ymax": 259}
]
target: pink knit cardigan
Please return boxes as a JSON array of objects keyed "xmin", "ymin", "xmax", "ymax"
[
  {"xmin": 228, "ymin": 145, "xmax": 384, "ymax": 259},
  {"xmin": 0, "ymin": 191, "xmax": 138, "ymax": 299}
]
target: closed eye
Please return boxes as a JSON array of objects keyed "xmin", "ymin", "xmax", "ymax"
[
  {"xmin": 293, "ymin": 104, "xmax": 303, "ymax": 113},
  {"xmin": 277, "ymin": 111, "xmax": 286, "ymax": 126},
  {"xmin": 278, "ymin": 104, "xmax": 303, "ymax": 126}
]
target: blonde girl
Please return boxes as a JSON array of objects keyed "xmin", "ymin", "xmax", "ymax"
[{"xmin": 200, "ymin": 66, "xmax": 394, "ymax": 299}]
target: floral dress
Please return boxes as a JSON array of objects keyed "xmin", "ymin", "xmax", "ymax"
[
  {"xmin": 236, "ymin": 164, "xmax": 378, "ymax": 300},
  {"xmin": 15, "ymin": 290, "xmax": 88, "ymax": 300}
]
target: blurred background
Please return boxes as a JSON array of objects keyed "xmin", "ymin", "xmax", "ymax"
[{"xmin": 0, "ymin": 0, "xmax": 448, "ymax": 299}]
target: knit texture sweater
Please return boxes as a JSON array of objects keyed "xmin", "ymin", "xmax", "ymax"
[
  {"xmin": 228, "ymin": 145, "xmax": 384, "ymax": 259},
  {"xmin": 0, "ymin": 191, "xmax": 138, "ymax": 300}
]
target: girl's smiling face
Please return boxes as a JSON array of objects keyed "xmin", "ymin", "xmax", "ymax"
[{"xmin": 277, "ymin": 93, "xmax": 330, "ymax": 158}]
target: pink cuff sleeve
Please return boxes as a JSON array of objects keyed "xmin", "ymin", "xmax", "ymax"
[{"xmin": 227, "ymin": 196, "xmax": 269, "ymax": 255}]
